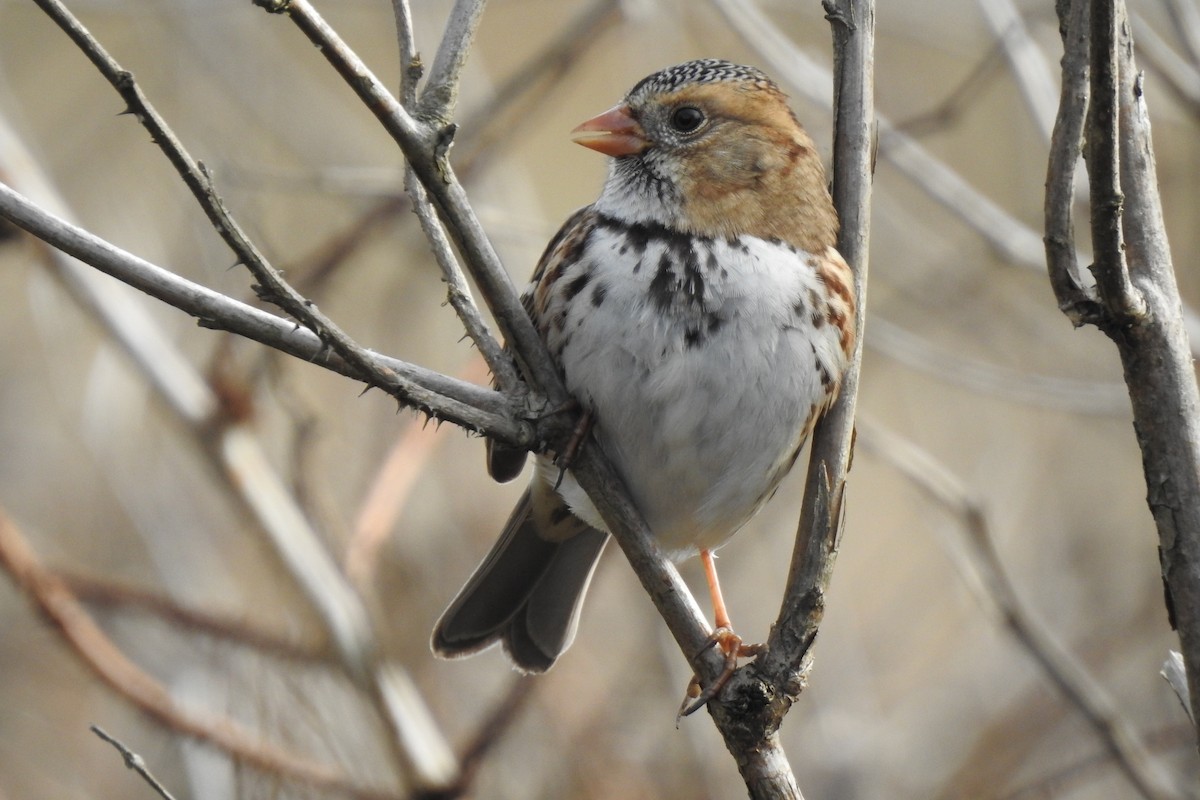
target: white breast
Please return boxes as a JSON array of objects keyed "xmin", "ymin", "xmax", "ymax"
[{"xmin": 537, "ymin": 217, "xmax": 846, "ymax": 558}]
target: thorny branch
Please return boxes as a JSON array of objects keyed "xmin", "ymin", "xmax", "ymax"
[{"xmin": 0, "ymin": 0, "xmax": 876, "ymax": 797}]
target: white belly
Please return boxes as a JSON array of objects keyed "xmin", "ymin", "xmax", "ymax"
[{"xmin": 541, "ymin": 230, "xmax": 845, "ymax": 557}]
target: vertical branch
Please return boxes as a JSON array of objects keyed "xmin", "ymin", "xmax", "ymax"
[
  {"xmin": 1045, "ymin": 0, "xmax": 1102, "ymax": 324},
  {"xmin": 703, "ymin": 2, "xmax": 874, "ymax": 798},
  {"xmin": 1048, "ymin": 0, "xmax": 1200, "ymax": 740},
  {"xmin": 1085, "ymin": 0, "xmax": 1145, "ymax": 322},
  {"xmin": 419, "ymin": 0, "xmax": 488, "ymax": 122},
  {"xmin": 762, "ymin": 0, "xmax": 873, "ymax": 679}
]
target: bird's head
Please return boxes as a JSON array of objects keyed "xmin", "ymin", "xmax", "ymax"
[{"xmin": 572, "ymin": 59, "xmax": 838, "ymax": 252}]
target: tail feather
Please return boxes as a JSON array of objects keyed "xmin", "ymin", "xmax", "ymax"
[{"xmin": 432, "ymin": 485, "xmax": 608, "ymax": 672}]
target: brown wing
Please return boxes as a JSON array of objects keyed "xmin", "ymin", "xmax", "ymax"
[{"xmin": 486, "ymin": 206, "xmax": 598, "ymax": 483}]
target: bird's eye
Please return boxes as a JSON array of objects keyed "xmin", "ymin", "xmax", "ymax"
[{"xmin": 669, "ymin": 106, "xmax": 705, "ymax": 134}]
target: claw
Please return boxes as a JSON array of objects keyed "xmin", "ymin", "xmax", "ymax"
[
  {"xmin": 675, "ymin": 626, "xmax": 764, "ymax": 722},
  {"xmin": 553, "ymin": 409, "xmax": 594, "ymax": 489}
]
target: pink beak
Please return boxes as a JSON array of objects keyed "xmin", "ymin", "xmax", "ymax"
[{"xmin": 570, "ymin": 104, "xmax": 648, "ymax": 156}]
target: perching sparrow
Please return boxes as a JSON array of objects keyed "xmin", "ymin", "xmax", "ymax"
[{"xmin": 432, "ymin": 59, "xmax": 856, "ymax": 686}]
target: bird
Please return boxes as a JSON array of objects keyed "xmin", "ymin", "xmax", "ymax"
[{"xmin": 431, "ymin": 58, "xmax": 856, "ymax": 701}]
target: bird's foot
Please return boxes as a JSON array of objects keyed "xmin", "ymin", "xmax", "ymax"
[{"xmin": 676, "ymin": 627, "xmax": 765, "ymax": 723}]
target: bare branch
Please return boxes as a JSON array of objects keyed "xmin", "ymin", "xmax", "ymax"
[
  {"xmin": 1047, "ymin": 0, "xmax": 1200, "ymax": 738},
  {"xmin": 35, "ymin": 0, "xmax": 478, "ymax": 427},
  {"xmin": 391, "ymin": 0, "xmax": 519, "ymax": 393},
  {"xmin": 977, "ymin": 0, "xmax": 1060, "ymax": 141},
  {"xmin": 1045, "ymin": 0, "xmax": 1105, "ymax": 325},
  {"xmin": 91, "ymin": 726, "xmax": 181, "ymax": 800},
  {"xmin": 1086, "ymin": 0, "xmax": 1146, "ymax": 322},
  {"xmin": 255, "ymin": 0, "xmax": 564, "ymax": 406},
  {"xmin": 858, "ymin": 418, "xmax": 1186, "ymax": 800},
  {"xmin": 764, "ymin": 0, "xmax": 873, "ymax": 678},
  {"xmin": 0, "ymin": 180, "xmax": 525, "ymax": 443},
  {"xmin": 418, "ymin": 0, "xmax": 489, "ymax": 122},
  {"xmin": 0, "ymin": 507, "xmax": 395, "ymax": 800},
  {"xmin": 64, "ymin": 571, "xmax": 330, "ymax": 663}
]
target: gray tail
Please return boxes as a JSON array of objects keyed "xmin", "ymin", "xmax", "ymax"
[{"xmin": 431, "ymin": 486, "xmax": 608, "ymax": 673}]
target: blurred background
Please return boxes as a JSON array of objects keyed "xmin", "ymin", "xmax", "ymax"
[{"xmin": 1, "ymin": 0, "xmax": 1198, "ymax": 797}]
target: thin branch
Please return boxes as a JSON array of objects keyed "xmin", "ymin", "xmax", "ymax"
[
  {"xmin": 63, "ymin": 570, "xmax": 331, "ymax": 663},
  {"xmin": 1163, "ymin": 0, "xmax": 1200, "ymax": 68},
  {"xmin": 1045, "ymin": 0, "xmax": 1104, "ymax": 325},
  {"xmin": 0, "ymin": 180, "xmax": 527, "ymax": 444},
  {"xmin": 0, "ymin": 507, "xmax": 394, "ymax": 800},
  {"xmin": 763, "ymin": 0, "xmax": 874, "ymax": 679},
  {"xmin": 91, "ymin": 726, "xmax": 181, "ymax": 800},
  {"xmin": 418, "ymin": 0, "xmax": 489, "ymax": 122},
  {"xmin": 34, "ymin": 0, "xmax": 480, "ymax": 429},
  {"xmin": 977, "ymin": 0, "xmax": 1061, "ymax": 142},
  {"xmin": 255, "ymin": 0, "xmax": 565, "ymax": 407},
  {"xmin": 710, "ymin": 0, "xmax": 1200, "ymax": 359},
  {"xmin": 391, "ymin": 0, "xmax": 519, "ymax": 393},
  {"xmin": 858, "ymin": 418, "xmax": 1186, "ymax": 800},
  {"xmin": 1086, "ymin": 0, "xmax": 1145, "ymax": 322}
]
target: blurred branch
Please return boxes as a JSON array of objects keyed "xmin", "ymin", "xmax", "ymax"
[
  {"xmin": 1163, "ymin": 0, "xmax": 1200, "ymax": 68},
  {"xmin": 869, "ymin": 316, "xmax": 1129, "ymax": 415},
  {"xmin": 1049, "ymin": 0, "xmax": 1200, "ymax": 739},
  {"xmin": 91, "ymin": 725, "xmax": 180, "ymax": 800},
  {"xmin": 858, "ymin": 418, "xmax": 1187, "ymax": 800},
  {"xmin": 346, "ymin": 357, "xmax": 488, "ymax": 589},
  {"xmin": 712, "ymin": 0, "xmax": 1200, "ymax": 359},
  {"xmin": 0, "ymin": 507, "xmax": 393, "ymax": 800},
  {"xmin": 977, "ymin": 0, "xmax": 1059, "ymax": 141},
  {"xmin": 0, "ymin": 114, "xmax": 458, "ymax": 790},
  {"xmin": 64, "ymin": 570, "xmax": 330, "ymax": 663},
  {"xmin": 1133, "ymin": 14, "xmax": 1200, "ymax": 114}
]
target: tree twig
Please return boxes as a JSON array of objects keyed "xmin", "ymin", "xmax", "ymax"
[
  {"xmin": 64, "ymin": 570, "xmax": 330, "ymax": 663},
  {"xmin": 1086, "ymin": 0, "xmax": 1145, "ymax": 323},
  {"xmin": 0, "ymin": 180, "xmax": 526, "ymax": 443},
  {"xmin": 1045, "ymin": 0, "xmax": 1105, "ymax": 326},
  {"xmin": 90, "ymin": 725, "xmax": 181, "ymax": 800},
  {"xmin": 858, "ymin": 418, "xmax": 1186, "ymax": 800},
  {"xmin": 418, "ymin": 0, "xmax": 488, "ymax": 122},
  {"xmin": 32, "ymin": 0, "xmax": 484, "ymax": 430},
  {"xmin": 1050, "ymin": 0, "xmax": 1200, "ymax": 738},
  {"xmin": 0, "ymin": 506, "xmax": 394, "ymax": 800}
]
